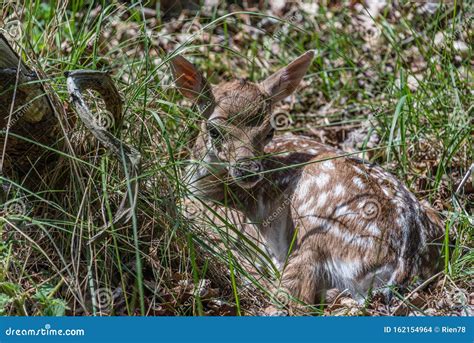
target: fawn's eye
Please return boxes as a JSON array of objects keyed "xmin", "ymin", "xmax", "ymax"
[{"xmin": 207, "ymin": 124, "xmax": 221, "ymax": 140}]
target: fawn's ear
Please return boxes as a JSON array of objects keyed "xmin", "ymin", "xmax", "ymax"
[
  {"xmin": 260, "ymin": 50, "xmax": 314, "ymax": 103},
  {"xmin": 170, "ymin": 55, "xmax": 214, "ymax": 110}
]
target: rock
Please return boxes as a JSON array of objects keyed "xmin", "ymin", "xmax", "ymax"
[
  {"xmin": 453, "ymin": 41, "xmax": 469, "ymax": 58},
  {"xmin": 434, "ymin": 32, "xmax": 445, "ymax": 47}
]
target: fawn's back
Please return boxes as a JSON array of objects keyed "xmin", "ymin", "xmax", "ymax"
[{"xmin": 258, "ymin": 134, "xmax": 443, "ymax": 301}]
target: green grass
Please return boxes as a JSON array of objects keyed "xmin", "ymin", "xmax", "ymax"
[{"xmin": 0, "ymin": 0, "xmax": 472, "ymax": 316}]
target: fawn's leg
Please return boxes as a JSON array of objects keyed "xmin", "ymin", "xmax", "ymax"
[{"xmin": 276, "ymin": 249, "xmax": 324, "ymax": 314}]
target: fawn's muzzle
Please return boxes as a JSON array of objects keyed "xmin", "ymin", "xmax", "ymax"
[{"xmin": 230, "ymin": 159, "xmax": 263, "ymax": 186}]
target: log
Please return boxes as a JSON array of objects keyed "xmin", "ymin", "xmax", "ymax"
[
  {"xmin": 1, "ymin": 35, "xmax": 140, "ymax": 231},
  {"xmin": 0, "ymin": 34, "xmax": 59, "ymax": 179}
]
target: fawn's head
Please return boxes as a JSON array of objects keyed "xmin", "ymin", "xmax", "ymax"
[{"xmin": 171, "ymin": 51, "xmax": 314, "ymax": 189}]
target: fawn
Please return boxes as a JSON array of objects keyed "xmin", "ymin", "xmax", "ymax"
[{"xmin": 171, "ymin": 51, "xmax": 445, "ymax": 310}]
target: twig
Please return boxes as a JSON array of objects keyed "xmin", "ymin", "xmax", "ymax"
[
  {"xmin": 455, "ymin": 163, "xmax": 474, "ymax": 194},
  {"xmin": 452, "ymin": 163, "xmax": 474, "ymax": 225},
  {"xmin": 391, "ymin": 271, "xmax": 443, "ymax": 315}
]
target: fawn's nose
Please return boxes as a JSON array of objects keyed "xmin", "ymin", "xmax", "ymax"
[{"xmin": 232, "ymin": 159, "xmax": 263, "ymax": 184}]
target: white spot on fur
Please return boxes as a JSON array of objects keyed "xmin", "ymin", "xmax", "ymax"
[
  {"xmin": 322, "ymin": 160, "xmax": 335, "ymax": 170},
  {"xmin": 334, "ymin": 184, "xmax": 346, "ymax": 197},
  {"xmin": 396, "ymin": 216, "xmax": 405, "ymax": 228},
  {"xmin": 305, "ymin": 215, "xmax": 322, "ymax": 227},
  {"xmin": 298, "ymin": 178, "xmax": 314, "ymax": 199},
  {"xmin": 353, "ymin": 166, "xmax": 364, "ymax": 174},
  {"xmin": 335, "ymin": 205, "xmax": 352, "ymax": 218},
  {"xmin": 391, "ymin": 199, "xmax": 404, "ymax": 208},
  {"xmin": 366, "ymin": 223, "xmax": 380, "ymax": 235},
  {"xmin": 353, "ymin": 177, "xmax": 365, "ymax": 189},
  {"xmin": 316, "ymin": 192, "xmax": 328, "ymax": 208},
  {"xmin": 298, "ymin": 196, "xmax": 315, "ymax": 215},
  {"xmin": 307, "ymin": 149, "xmax": 319, "ymax": 155},
  {"xmin": 315, "ymin": 173, "xmax": 330, "ymax": 188}
]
